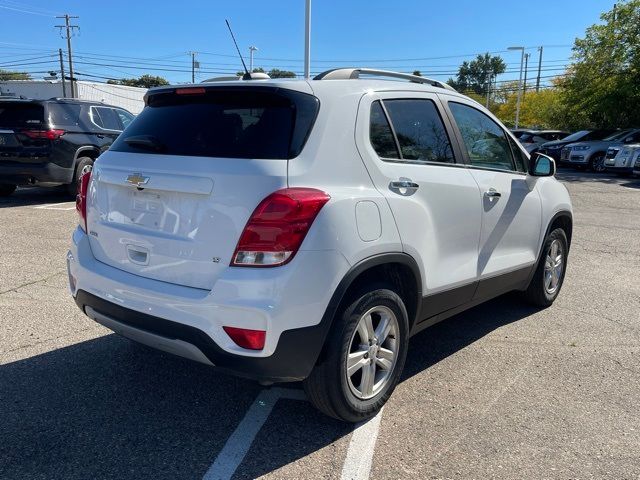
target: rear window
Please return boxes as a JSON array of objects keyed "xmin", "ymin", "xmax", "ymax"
[
  {"xmin": 111, "ymin": 87, "xmax": 320, "ymax": 159},
  {"xmin": 0, "ymin": 102, "xmax": 45, "ymax": 128}
]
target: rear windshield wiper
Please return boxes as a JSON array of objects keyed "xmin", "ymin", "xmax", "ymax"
[{"xmin": 123, "ymin": 135, "xmax": 166, "ymax": 152}]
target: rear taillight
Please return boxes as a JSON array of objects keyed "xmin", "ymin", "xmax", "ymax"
[
  {"xmin": 223, "ymin": 326, "xmax": 266, "ymax": 350},
  {"xmin": 231, "ymin": 188, "xmax": 330, "ymax": 267},
  {"xmin": 76, "ymin": 168, "xmax": 92, "ymax": 232},
  {"xmin": 21, "ymin": 129, "xmax": 65, "ymax": 140}
]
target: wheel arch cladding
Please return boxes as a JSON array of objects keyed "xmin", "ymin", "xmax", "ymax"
[
  {"xmin": 549, "ymin": 211, "xmax": 573, "ymax": 249},
  {"xmin": 315, "ymin": 253, "xmax": 422, "ymax": 364}
]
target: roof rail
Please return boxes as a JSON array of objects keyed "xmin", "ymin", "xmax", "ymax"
[
  {"xmin": 313, "ymin": 68, "xmax": 457, "ymax": 91},
  {"xmin": 47, "ymin": 97, "xmax": 104, "ymax": 103}
]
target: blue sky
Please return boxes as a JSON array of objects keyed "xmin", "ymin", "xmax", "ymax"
[{"xmin": 0, "ymin": 0, "xmax": 613, "ymax": 85}]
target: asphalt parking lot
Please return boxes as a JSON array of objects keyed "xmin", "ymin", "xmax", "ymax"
[{"xmin": 1, "ymin": 170, "xmax": 639, "ymax": 480}]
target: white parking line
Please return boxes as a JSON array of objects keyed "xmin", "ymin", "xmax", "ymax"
[
  {"xmin": 33, "ymin": 202, "xmax": 75, "ymax": 210},
  {"xmin": 340, "ymin": 407, "xmax": 384, "ymax": 480},
  {"xmin": 202, "ymin": 387, "xmax": 306, "ymax": 480}
]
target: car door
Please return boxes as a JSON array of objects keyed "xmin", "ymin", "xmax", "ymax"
[
  {"xmin": 442, "ymin": 97, "xmax": 542, "ymax": 297},
  {"xmin": 356, "ymin": 92, "xmax": 483, "ymax": 318}
]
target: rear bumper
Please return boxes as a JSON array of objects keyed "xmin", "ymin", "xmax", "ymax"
[
  {"xmin": 0, "ymin": 160, "xmax": 73, "ymax": 185},
  {"xmin": 67, "ymin": 227, "xmax": 350, "ymax": 382},
  {"xmin": 74, "ymin": 289, "xmax": 328, "ymax": 382}
]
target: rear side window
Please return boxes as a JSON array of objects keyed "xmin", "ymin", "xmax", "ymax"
[
  {"xmin": 0, "ymin": 102, "xmax": 44, "ymax": 128},
  {"xmin": 449, "ymin": 102, "xmax": 515, "ymax": 171},
  {"xmin": 116, "ymin": 109, "xmax": 134, "ymax": 129},
  {"xmin": 111, "ymin": 87, "xmax": 319, "ymax": 159},
  {"xmin": 383, "ymin": 99, "xmax": 455, "ymax": 163},
  {"xmin": 48, "ymin": 103, "xmax": 82, "ymax": 127},
  {"xmin": 92, "ymin": 107, "xmax": 121, "ymax": 131}
]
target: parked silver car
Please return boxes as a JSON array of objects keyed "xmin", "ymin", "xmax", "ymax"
[
  {"xmin": 605, "ymin": 143, "xmax": 640, "ymax": 174},
  {"xmin": 560, "ymin": 129, "xmax": 640, "ymax": 172}
]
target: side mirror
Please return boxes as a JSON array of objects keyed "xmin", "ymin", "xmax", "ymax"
[{"xmin": 529, "ymin": 152, "xmax": 556, "ymax": 177}]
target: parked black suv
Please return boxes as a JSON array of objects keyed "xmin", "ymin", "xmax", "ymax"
[{"xmin": 0, "ymin": 98, "xmax": 134, "ymax": 196}]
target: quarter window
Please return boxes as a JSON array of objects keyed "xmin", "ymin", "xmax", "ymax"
[
  {"xmin": 507, "ymin": 135, "xmax": 528, "ymax": 173},
  {"xmin": 382, "ymin": 99, "xmax": 455, "ymax": 163},
  {"xmin": 449, "ymin": 102, "xmax": 515, "ymax": 171},
  {"xmin": 369, "ymin": 101, "xmax": 399, "ymax": 159}
]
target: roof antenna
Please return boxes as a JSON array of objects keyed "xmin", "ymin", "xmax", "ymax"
[{"xmin": 225, "ymin": 19, "xmax": 251, "ymax": 80}]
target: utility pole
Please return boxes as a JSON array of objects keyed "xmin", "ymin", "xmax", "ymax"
[
  {"xmin": 508, "ymin": 46, "xmax": 525, "ymax": 129},
  {"xmin": 485, "ymin": 73, "xmax": 493, "ymax": 108},
  {"xmin": 191, "ymin": 52, "xmax": 196, "ymax": 83},
  {"xmin": 535, "ymin": 46, "xmax": 543, "ymax": 92},
  {"xmin": 304, "ymin": 0, "xmax": 311, "ymax": 78},
  {"xmin": 58, "ymin": 48, "xmax": 66, "ymax": 98},
  {"xmin": 523, "ymin": 53, "xmax": 530, "ymax": 98},
  {"xmin": 55, "ymin": 14, "xmax": 79, "ymax": 98},
  {"xmin": 248, "ymin": 46, "xmax": 258, "ymax": 72}
]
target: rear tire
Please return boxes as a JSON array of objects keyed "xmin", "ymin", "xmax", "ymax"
[
  {"xmin": 66, "ymin": 157, "xmax": 94, "ymax": 197},
  {"xmin": 523, "ymin": 228, "xmax": 568, "ymax": 307},
  {"xmin": 0, "ymin": 184, "xmax": 17, "ymax": 197},
  {"xmin": 303, "ymin": 286, "xmax": 409, "ymax": 422}
]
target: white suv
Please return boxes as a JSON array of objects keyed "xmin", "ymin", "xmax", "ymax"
[{"xmin": 68, "ymin": 68, "xmax": 573, "ymax": 422}]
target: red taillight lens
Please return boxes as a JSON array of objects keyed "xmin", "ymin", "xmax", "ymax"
[
  {"xmin": 76, "ymin": 168, "xmax": 92, "ymax": 232},
  {"xmin": 223, "ymin": 326, "xmax": 266, "ymax": 350},
  {"xmin": 231, "ymin": 188, "xmax": 330, "ymax": 267},
  {"xmin": 21, "ymin": 129, "xmax": 65, "ymax": 140}
]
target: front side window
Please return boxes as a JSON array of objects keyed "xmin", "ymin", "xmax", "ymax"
[
  {"xmin": 507, "ymin": 135, "xmax": 528, "ymax": 173},
  {"xmin": 382, "ymin": 99, "xmax": 455, "ymax": 163},
  {"xmin": 449, "ymin": 102, "xmax": 514, "ymax": 171}
]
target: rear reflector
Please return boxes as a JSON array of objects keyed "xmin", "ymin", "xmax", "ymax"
[
  {"xmin": 175, "ymin": 87, "xmax": 206, "ymax": 95},
  {"xmin": 231, "ymin": 188, "xmax": 330, "ymax": 267},
  {"xmin": 223, "ymin": 326, "xmax": 266, "ymax": 350},
  {"xmin": 76, "ymin": 168, "xmax": 92, "ymax": 232}
]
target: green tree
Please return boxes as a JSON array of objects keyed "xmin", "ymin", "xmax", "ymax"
[
  {"xmin": 0, "ymin": 70, "xmax": 31, "ymax": 81},
  {"xmin": 559, "ymin": 0, "xmax": 640, "ymax": 128},
  {"xmin": 267, "ymin": 68, "xmax": 297, "ymax": 78},
  {"xmin": 448, "ymin": 53, "xmax": 506, "ymax": 95},
  {"xmin": 107, "ymin": 74, "xmax": 169, "ymax": 88},
  {"xmin": 494, "ymin": 87, "xmax": 565, "ymax": 129},
  {"xmin": 412, "ymin": 70, "xmax": 422, "ymax": 76}
]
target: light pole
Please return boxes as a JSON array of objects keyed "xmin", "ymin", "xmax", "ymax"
[
  {"xmin": 249, "ymin": 46, "xmax": 258, "ymax": 72},
  {"xmin": 508, "ymin": 46, "xmax": 525, "ymax": 129},
  {"xmin": 304, "ymin": 0, "xmax": 311, "ymax": 78}
]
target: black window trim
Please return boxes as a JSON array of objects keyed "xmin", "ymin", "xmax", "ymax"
[
  {"xmin": 370, "ymin": 96, "xmax": 460, "ymax": 167},
  {"xmin": 443, "ymin": 98, "xmax": 526, "ymax": 176}
]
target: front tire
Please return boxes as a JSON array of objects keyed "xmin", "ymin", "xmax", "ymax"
[
  {"xmin": 303, "ymin": 287, "xmax": 409, "ymax": 422},
  {"xmin": 523, "ymin": 228, "xmax": 568, "ymax": 307}
]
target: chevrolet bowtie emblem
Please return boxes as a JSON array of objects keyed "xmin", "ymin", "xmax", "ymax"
[{"xmin": 126, "ymin": 173, "xmax": 149, "ymax": 187}]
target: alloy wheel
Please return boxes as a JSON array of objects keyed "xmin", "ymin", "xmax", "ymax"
[
  {"xmin": 345, "ymin": 305, "xmax": 399, "ymax": 400},
  {"xmin": 544, "ymin": 239, "xmax": 564, "ymax": 295}
]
